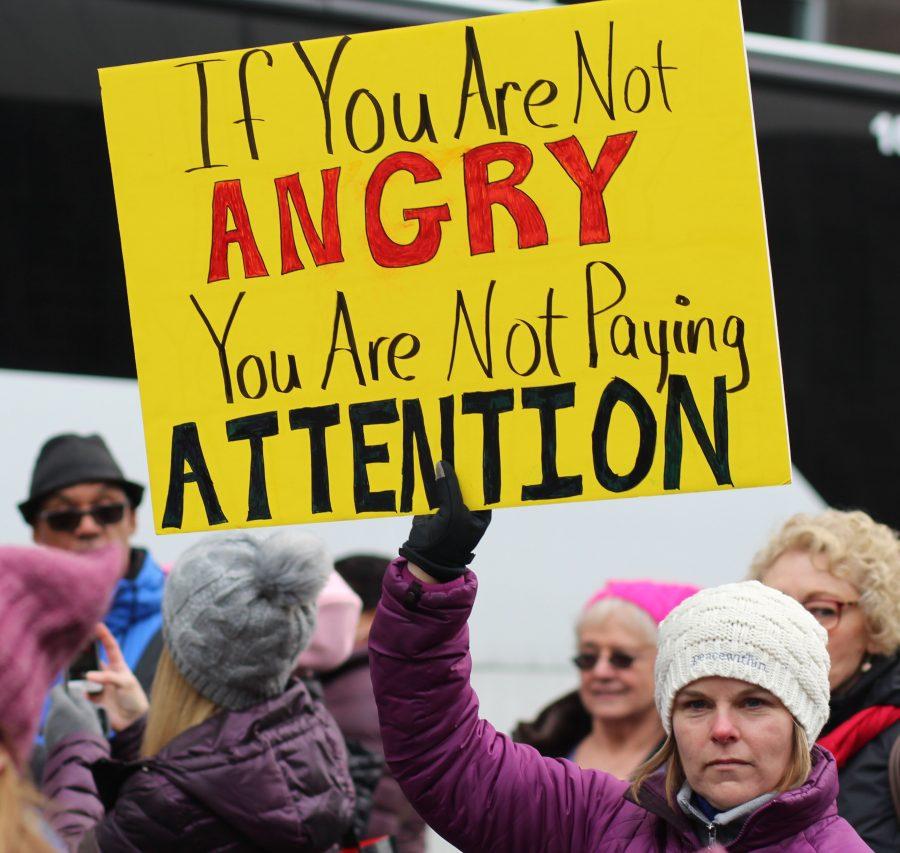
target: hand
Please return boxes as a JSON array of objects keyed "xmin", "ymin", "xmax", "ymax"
[
  {"xmin": 84, "ymin": 623, "xmax": 149, "ymax": 733},
  {"xmin": 399, "ymin": 461, "xmax": 491, "ymax": 583},
  {"xmin": 45, "ymin": 684, "xmax": 103, "ymax": 752}
]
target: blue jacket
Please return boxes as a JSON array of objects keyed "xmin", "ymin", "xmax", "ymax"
[{"xmin": 103, "ymin": 549, "xmax": 165, "ymax": 675}]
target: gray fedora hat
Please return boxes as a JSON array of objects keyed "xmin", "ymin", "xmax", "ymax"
[{"xmin": 18, "ymin": 434, "xmax": 144, "ymax": 524}]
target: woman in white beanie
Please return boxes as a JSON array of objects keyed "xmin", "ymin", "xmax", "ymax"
[
  {"xmin": 367, "ymin": 463, "xmax": 869, "ymax": 851},
  {"xmin": 42, "ymin": 530, "xmax": 356, "ymax": 852}
]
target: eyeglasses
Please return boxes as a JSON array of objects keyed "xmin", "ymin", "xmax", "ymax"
[
  {"xmin": 803, "ymin": 599, "xmax": 859, "ymax": 631},
  {"xmin": 38, "ymin": 503, "xmax": 128, "ymax": 533},
  {"xmin": 572, "ymin": 650, "xmax": 637, "ymax": 671}
]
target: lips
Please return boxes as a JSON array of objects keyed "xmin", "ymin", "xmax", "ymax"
[{"xmin": 706, "ymin": 759, "xmax": 750, "ymax": 767}]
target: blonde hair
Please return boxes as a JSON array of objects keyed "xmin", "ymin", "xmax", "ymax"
[
  {"xmin": 749, "ymin": 510, "xmax": 900, "ymax": 654},
  {"xmin": 0, "ymin": 749, "xmax": 54, "ymax": 853},
  {"xmin": 630, "ymin": 722, "xmax": 811, "ymax": 807},
  {"xmin": 141, "ymin": 647, "xmax": 221, "ymax": 758},
  {"xmin": 577, "ymin": 598, "xmax": 658, "ymax": 645}
]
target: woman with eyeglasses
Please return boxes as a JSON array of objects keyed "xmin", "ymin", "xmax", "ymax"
[
  {"xmin": 513, "ymin": 581, "xmax": 698, "ymax": 779},
  {"xmin": 750, "ymin": 509, "xmax": 900, "ymax": 852},
  {"xmin": 368, "ymin": 464, "xmax": 868, "ymax": 851}
]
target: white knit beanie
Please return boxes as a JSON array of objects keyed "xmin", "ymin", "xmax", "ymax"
[{"xmin": 654, "ymin": 581, "xmax": 831, "ymax": 743}]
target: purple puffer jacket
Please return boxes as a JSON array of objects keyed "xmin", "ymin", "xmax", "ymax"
[
  {"xmin": 369, "ymin": 560, "xmax": 870, "ymax": 853},
  {"xmin": 42, "ymin": 680, "xmax": 355, "ymax": 851},
  {"xmin": 322, "ymin": 649, "xmax": 427, "ymax": 852}
]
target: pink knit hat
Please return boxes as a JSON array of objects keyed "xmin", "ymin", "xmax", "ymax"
[
  {"xmin": 584, "ymin": 580, "xmax": 701, "ymax": 625},
  {"xmin": 0, "ymin": 544, "xmax": 123, "ymax": 768}
]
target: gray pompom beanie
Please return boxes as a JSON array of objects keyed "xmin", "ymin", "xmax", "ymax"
[
  {"xmin": 654, "ymin": 580, "xmax": 831, "ymax": 743},
  {"xmin": 163, "ymin": 530, "xmax": 332, "ymax": 710}
]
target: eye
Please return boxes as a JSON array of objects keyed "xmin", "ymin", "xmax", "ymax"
[
  {"xmin": 807, "ymin": 606, "xmax": 838, "ymax": 619},
  {"xmin": 608, "ymin": 651, "xmax": 636, "ymax": 670},
  {"xmin": 680, "ymin": 698, "xmax": 709, "ymax": 711},
  {"xmin": 743, "ymin": 696, "xmax": 769, "ymax": 709},
  {"xmin": 572, "ymin": 652, "xmax": 599, "ymax": 671}
]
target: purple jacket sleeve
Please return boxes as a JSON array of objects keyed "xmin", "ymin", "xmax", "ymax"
[
  {"xmin": 110, "ymin": 717, "xmax": 146, "ymax": 763},
  {"xmin": 41, "ymin": 731, "xmax": 109, "ymax": 849},
  {"xmin": 368, "ymin": 559, "xmax": 633, "ymax": 852}
]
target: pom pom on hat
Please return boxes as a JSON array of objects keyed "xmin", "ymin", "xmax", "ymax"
[
  {"xmin": 254, "ymin": 530, "xmax": 332, "ymax": 606},
  {"xmin": 163, "ymin": 531, "xmax": 332, "ymax": 711},
  {"xmin": 654, "ymin": 581, "xmax": 831, "ymax": 743}
]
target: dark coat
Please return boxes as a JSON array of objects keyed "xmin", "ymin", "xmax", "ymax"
[
  {"xmin": 369, "ymin": 559, "xmax": 869, "ymax": 852},
  {"xmin": 511, "ymin": 689, "xmax": 591, "ymax": 759},
  {"xmin": 43, "ymin": 680, "xmax": 355, "ymax": 852},
  {"xmin": 821, "ymin": 652, "xmax": 900, "ymax": 852},
  {"xmin": 322, "ymin": 649, "xmax": 426, "ymax": 853}
]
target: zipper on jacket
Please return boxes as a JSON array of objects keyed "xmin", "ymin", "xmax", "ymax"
[
  {"xmin": 727, "ymin": 796, "xmax": 777, "ymax": 848},
  {"xmin": 679, "ymin": 796, "xmax": 720, "ymax": 849}
]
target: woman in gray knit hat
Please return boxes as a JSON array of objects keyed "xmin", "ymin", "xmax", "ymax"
[{"xmin": 42, "ymin": 530, "xmax": 357, "ymax": 852}]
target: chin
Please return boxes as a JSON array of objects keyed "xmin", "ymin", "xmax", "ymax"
[
  {"xmin": 700, "ymin": 780, "xmax": 760, "ymax": 811},
  {"xmin": 586, "ymin": 700, "xmax": 637, "ymax": 720}
]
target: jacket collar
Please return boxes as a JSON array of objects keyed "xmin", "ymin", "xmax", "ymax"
[
  {"xmin": 158, "ymin": 678, "xmax": 314, "ymax": 759},
  {"xmin": 104, "ymin": 549, "xmax": 164, "ymax": 634},
  {"xmin": 624, "ymin": 771, "xmax": 695, "ymax": 842},
  {"xmin": 825, "ymin": 652, "xmax": 900, "ymax": 734},
  {"xmin": 124, "ymin": 547, "xmax": 147, "ymax": 581},
  {"xmin": 676, "ymin": 781, "xmax": 775, "ymax": 826},
  {"xmin": 675, "ymin": 782, "xmax": 776, "ymax": 848},
  {"xmin": 625, "ymin": 746, "xmax": 840, "ymax": 851}
]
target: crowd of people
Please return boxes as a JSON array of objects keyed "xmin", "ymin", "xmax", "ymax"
[{"xmin": 0, "ymin": 432, "xmax": 897, "ymax": 851}]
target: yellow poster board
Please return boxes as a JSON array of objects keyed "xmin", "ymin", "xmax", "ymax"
[{"xmin": 100, "ymin": 0, "xmax": 790, "ymax": 533}]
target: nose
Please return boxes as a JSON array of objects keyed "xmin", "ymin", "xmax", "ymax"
[
  {"xmin": 74, "ymin": 511, "xmax": 103, "ymax": 538},
  {"xmin": 589, "ymin": 653, "xmax": 618, "ymax": 678},
  {"xmin": 709, "ymin": 708, "xmax": 739, "ymax": 744}
]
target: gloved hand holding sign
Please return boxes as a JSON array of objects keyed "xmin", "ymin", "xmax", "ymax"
[{"xmin": 399, "ymin": 461, "xmax": 492, "ymax": 583}]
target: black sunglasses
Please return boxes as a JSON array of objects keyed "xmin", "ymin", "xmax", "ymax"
[
  {"xmin": 39, "ymin": 503, "xmax": 128, "ymax": 533},
  {"xmin": 572, "ymin": 650, "xmax": 637, "ymax": 671}
]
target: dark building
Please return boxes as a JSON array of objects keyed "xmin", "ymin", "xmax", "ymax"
[{"xmin": 2, "ymin": 0, "xmax": 899, "ymax": 526}]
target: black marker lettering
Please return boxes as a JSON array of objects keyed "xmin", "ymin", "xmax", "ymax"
[
  {"xmin": 461, "ymin": 389, "xmax": 514, "ymax": 504},
  {"xmin": 521, "ymin": 383, "xmax": 583, "ymax": 500},
  {"xmin": 349, "ymin": 399, "xmax": 399, "ymax": 512},
  {"xmin": 289, "ymin": 404, "xmax": 340, "ymax": 514},
  {"xmin": 162, "ymin": 422, "xmax": 227, "ymax": 528},
  {"xmin": 226, "ymin": 411, "xmax": 278, "ymax": 520}
]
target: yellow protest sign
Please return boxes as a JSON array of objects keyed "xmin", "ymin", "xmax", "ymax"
[{"xmin": 100, "ymin": 0, "xmax": 790, "ymax": 534}]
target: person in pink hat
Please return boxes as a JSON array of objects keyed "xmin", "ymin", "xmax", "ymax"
[
  {"xmin": 0, "ymin": 543, "xmax": 122, "ymax": 851},
  {"xmin": 514, "ymin": 579, "xmax": 699, "ymax": 779}
]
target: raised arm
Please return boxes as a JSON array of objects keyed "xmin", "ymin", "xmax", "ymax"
[{"xmin": 368, "ymin": 464, "xmax": 631, "ymax": 852}]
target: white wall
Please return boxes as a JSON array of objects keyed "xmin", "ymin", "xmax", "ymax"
[{"xmin": 0, "ymin": 367, "xmax": 824, "ymax": 850}]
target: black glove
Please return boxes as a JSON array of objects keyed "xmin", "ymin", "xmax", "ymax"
[{"xmin": 399, "ymin": 461, "xmax": 491, "ymax": 583}]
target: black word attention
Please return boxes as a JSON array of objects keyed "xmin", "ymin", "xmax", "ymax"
[{"xmin": 160, "ymin": 374, "xmax": 730, "ymax": 529}]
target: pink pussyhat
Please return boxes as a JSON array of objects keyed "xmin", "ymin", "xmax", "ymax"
[
  {"xmin": 0, "ymin": 544, "xmax": 123, "ymax": 768},
  {"xmin": 584, "ymin": 580, "xmax": 701, "ymax": 625}
]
